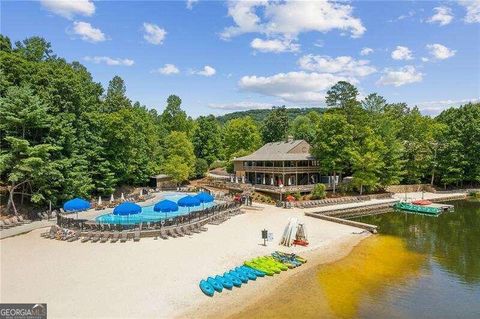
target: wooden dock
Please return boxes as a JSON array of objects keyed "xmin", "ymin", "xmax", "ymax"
[{"xmin": 305, "ymin": 213, "xmax": 379, "ymax": 233}]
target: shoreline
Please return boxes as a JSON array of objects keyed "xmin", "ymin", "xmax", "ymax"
[
  {"xmin": 1, "ymin": 203, "xmax": 367, "ymax": 318},
  {"xmin": 179, "ymin": 232, "xmax": 370, "ymax": 319}
]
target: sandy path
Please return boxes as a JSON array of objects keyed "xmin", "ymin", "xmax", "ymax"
[{"xmin": 1, "ymin": 204, "xmax": 365, "ymax": 319}]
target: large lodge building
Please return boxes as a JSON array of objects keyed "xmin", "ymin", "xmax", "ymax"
[{"xmin": 232, "ymin": 139, "xmax": 333, "ymax": 195}]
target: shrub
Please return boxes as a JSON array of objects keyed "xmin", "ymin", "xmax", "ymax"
[
  {"xmin": 294, "ymin": 191, "xmax": 301, "ymax": 200},
  {"xmin": 193, "ymin": 158, "xmax": 209, "ymax": 179},
  {"xmin": 311, "ymin": 183, "xmax": 326, "ymax": 199}
]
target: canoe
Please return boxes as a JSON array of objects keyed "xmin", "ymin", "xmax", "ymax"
[
  {"xmin": 224, "ymin": 272, "xmax": 242, "ymax": 287},
  {"xmin": 199, "ymin": 279, "xmax": 215, "ymax": 296},
  {"xmin": 275, "ymin": 251, "xmax": 307, "ymax": 264},
  {"xmin": 215, "ymin": 275, "xmax": 233, "ymax": 289},
  {"xmin": 236, "ymin": 266, "xmax": 257, "ymax": 280},
  {"xmin": 230, "ymin": 270, "xmax": 248, "ymax": 283},
  {"xmin": 207, "ymin": 276, "xmax": 223, "ymax": 292},
  {"xmin": 254, "ymin": 259, "xmax": 282, "ymax": 273},
  {"xmin": 244, "ymin": 261, "xmax": 274, "ymax": 276},
  {"xmin": 243, "ymin": 265, "xmax": 265, "ymax": 277},
  {"xmin": 260, "ymin": 257, "xmax": 288, "ymax": 271}
]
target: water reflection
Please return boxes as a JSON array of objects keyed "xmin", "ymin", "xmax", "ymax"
[{"xmin": 317, "ymin": 236, "xmax": 425, "ymax": 318}]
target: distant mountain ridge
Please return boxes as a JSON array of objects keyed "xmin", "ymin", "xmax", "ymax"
[{"xmin": 216, "ymin": 107, "xmax": 326, "ymax": 123}]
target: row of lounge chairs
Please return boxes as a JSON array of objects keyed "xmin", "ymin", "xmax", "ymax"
[
  {"xmin": 0, "ymin": 216, "xmax": 32, "ymax": 230},
  {"xmin": 44, "ymin": 207, "xmax": 243, "ymax": 243},
  {"xmin": 295, "ymin": 196, "xmax": 362, "ymax": 208}
]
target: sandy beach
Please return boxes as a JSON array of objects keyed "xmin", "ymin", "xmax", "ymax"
[{"xmin": 0, "ymin": 203, "xmax": 368, "ymax": 319}]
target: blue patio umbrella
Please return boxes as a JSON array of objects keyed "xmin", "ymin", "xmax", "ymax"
[
  {"xmin": 195, "ymin": 192, "xmax": 214, "ymax": 209},
  {"xmin": 154, "ymin": 199, "xmax": 179, "ymax": 219},
  {"xmin": 178, "ymin": 195, "xmax": 201, "ymax": 207},
  {"xmin": 113, "ymin": 202, "xmax": 142, "ymax": 215},
  {"xmin": 63, "ymin": 197, "xmax": 91, "ymax": 219}
]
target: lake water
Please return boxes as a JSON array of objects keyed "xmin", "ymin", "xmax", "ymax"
[{"xmin": 232, "ymin": 200, "xmax": 480, "ymax": 318}]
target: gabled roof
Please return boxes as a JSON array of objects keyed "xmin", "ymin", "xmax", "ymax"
[{"xmin": 234, "ymin": 139, "xmax": 314, "ymax": 161}]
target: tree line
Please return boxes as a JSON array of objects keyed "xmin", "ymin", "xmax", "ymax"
[{"xmin": 1, "ymin": 36, "xmax": 479, "ymax": 213}]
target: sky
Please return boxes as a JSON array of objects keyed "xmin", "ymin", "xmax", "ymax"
[{"xmin": 1, "ymin": 0, "xmax": 479, "ymax": 117}]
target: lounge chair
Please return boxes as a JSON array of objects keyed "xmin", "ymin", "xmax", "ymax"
[
  {"xmin": 81, "ymin": 232, "xmax": 93, "ymax": 243},
  {"xmin": 67, "ymin": 231, "xmax": 81, "ymax": 242},
  {"xmin": 90, "ymin": 232, "xmax": 101, "ymax": 243},
  {"xmin": 166, "ymin": 228, "xmax": 177, "ymax": 238},
  {"xmin": 0, "ymin": 220, "xmax": 12, "ymax": 229},
  {"xmin": 4, "ymin": 218, "xmax": 19, "ymax": 228},
  {"xmin": 181, "ymin": 226, "xmax": 192, "ymax": 236},
  {"xmin": 100, "ymin": 232, "xmax": 110, "ymax": 243},
  {"xmin": 159, "ymin": 230, "xmax": 169, "ymax": 239},
  {"xmin": 133, "ymin": 230, "xmax": 141, "ymax": 242},
  {"xmin": 18, "ymin": 216, "xmax": 32, "ymax": 224},
  {"xmin": 110, "ymin": 231, "xmax": 120, "ymax": 243},
  {"xmin": 174, "ymin": 228, "xmax": 185, "ymax": 237},
  {"xmin": 189, "ymin": 224, "xmax": 201, "ymax": 234},
  {"xmin": 120, "ymin": 231, "xmax": 128, "ymax": 243}
]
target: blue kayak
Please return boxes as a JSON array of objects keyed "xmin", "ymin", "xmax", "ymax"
[
  {"xmin": 215, "ymin": 275, "xmax": 233, "ymax": 289},
  {"xmin": 236, "ymin": 266, "xmax": 257, "ymax": 280},
  {"xmin": 207, "ymin": 276, "xmax": 223, "ymax": 292},
  {"xmin": 243, "ymin": 265, "xmax": 266, "ymax": 277},
  {"xmin": 230, "ymin": 270, "xmax": 248, "ymax": 283},
  {"xmin": 224, "ymin": 272, "xmax": 242, "ymax": 287},
  {"xmin": 199, "ymin": 279, "xmax": 215, "ymax": 296}
]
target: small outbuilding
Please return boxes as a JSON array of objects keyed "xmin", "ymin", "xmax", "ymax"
[{"xmin": 149, "ymin": 174, "xmax": 175, "ymax": 190}]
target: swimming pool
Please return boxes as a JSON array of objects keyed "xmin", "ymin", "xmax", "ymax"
[{"xmin": 95, "ymin": 193, "xmax": 216, "ymax": 225}]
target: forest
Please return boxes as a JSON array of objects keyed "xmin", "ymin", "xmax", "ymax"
[{"xmin": 1, "ymin": 36, "xmax": 479, "ymax": 213}]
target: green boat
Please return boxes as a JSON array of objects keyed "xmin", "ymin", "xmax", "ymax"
[{"xmin": 394, "ymin": 202, "xmax": 440, "ymax": 215}]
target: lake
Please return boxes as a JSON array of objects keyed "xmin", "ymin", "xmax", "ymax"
[{"xmin": 232, "ymin": 200, "xmax": 480, "ymax": 318}]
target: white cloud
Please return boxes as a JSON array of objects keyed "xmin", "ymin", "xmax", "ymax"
[
  {"xmin": 391, "ymin": 46, "xmax": 414, "ymax": 60},
  {"xmin": 208, "ymin": 101, "xmax": 273, "ymax": 110},
  {"xmin": 250, "ymin": 38, "xmax": 300, "ymax": 53},
  {"xmin": 360, "ymin": 47, "xmax": 373, "ymax": 56},
  {"xmin": 427, "ymin": 6, "xmax": 454, "ymax": 26},
  {"xmin": 426, "ymin": 43, "xmax": 456, "ymax": 60},
  {"xmin": 193, "ymin": 65, "xmax": 216, "ymax": 77},
  {"xmin": 71, "ymin": 21, "xmax": 106, "ymax": 42},
  {"xmin": 396, "ymin": 10, "xmax": 416, "ymax": 21},
  {"xmin": 153, "ymin": 64, "xmax": 180, "ymax": 75},
  {"xmin": 221, "ymin": 1, "xmax": 365, "ymax": 40},
  {"xmin": 458, "ymin": 0, "xmax": 480, "ymax": 23},
  {"xmin": 415, "ymin": 97, "xmax": 480, "ymax": 115},
  {"xmin": 143, "ymin": 23, "xmax": 167, "ymax": 45},
  {"xmin": 84, "ymin": 56, "xmax": 134, "ymax": 66},
  {"xmin": 298, "ymin": 55, "xmax": 376, "ymax": 77},
  {"xmin": 40, "ymin": 0, "xmax": 94, "ymax": 19},
  {"xmin": 377, "ymin": 65, "xmax": 423, "ymax": 87},
  {"xmin": 186, "ymin": 0, "xmax": 198, "ymax": 10},
  {"xmin": 238, "ymin": 71, "xmax": 351, "ymax": 103},
  {"xmin": 421, "ymin": 57, "xmax": 430, "ymax": 62}
]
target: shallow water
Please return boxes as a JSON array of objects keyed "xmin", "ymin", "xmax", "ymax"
[{"xmin": 232, "ymin": 200, "xmax": 480, "ymax": 319}]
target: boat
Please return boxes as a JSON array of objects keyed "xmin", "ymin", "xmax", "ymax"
[
  {"xmin": 394, "ymin": 202, "xmax": 440, "ymax": 215},
  {"xmin": 207, "ymin": 276, "xmax": 223, "ymax": 292},
  {"xmin": 229, "ymin": 270, "xmax": 248, "ymax": 283},
  {"xmin": 223, "ymin": 272, "xmax": 242, "ymax": 287},
  {"xmin": 244, "ymin": 261, "xmax": 274, "ymax": 276},
  {"xmin": 199, "ymin": 279, "xmax": 215, "ymax": 296},
  {"xmin": 275, "ymin": 251, "xmax": 307, "ymax": 264},
  {"xmin": 215, "ymin": 275, "xmax": 233, "ymax": 289},
  {"xmin": 412, "ymin": 199, "xmax": 433, "ymax": 205},
  {"xmin": 242, "ymin": 265, "xmax": 265, "ymax": 277},
  {"xmin": 236, "ymin": 266, "xmax": 257, "ymax": 280}
]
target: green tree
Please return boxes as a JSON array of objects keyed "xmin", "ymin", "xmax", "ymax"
[
  {"xmin": 163, "ymin": 155, "xmax": 190, "ymax": 185},
  {"xmin": 193, "ymin": 158, "xmax": 209, "ymax": 179},
  {"xmin": 311, "ymin": 113, "xmax": 353, "ymax": 193},
  {"xmin": 349, "ymin": 129, "xmax": 385, "ymax": 194},
  {"xmin": 103, "ymin": 75, "xmax": 131, "ymax": 112},
  {"xmin": 192, "ymin": 115, "xmax": 223, "ymax": 164},
  {"xmin": 224, "ymin": 116, "xmax": 262, "ymax": 159},
  {"xmin": 261, "ymin": 106, "xmax": 289, "ymax": 143},
  {"xmin": 290, "ymin": 111, "xmax": 320, "ymax": 143},
  {"xmin": 160, "ymin": 95, "xmax": 192, "ymax": 134},
  {"xmin": 14, "ymin": 36, "xmax": 54, "ymax": 61},
  {"xmin": 326, "ymin": 81, "xmax": 359, "ymax": 110},
  {"xmin": 163, "ymin": 131, "xmax": 195, "ymax": 178},
  {"xmin": 361, "ymin": 93, "xmax": 387, "ymax": 113}
]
